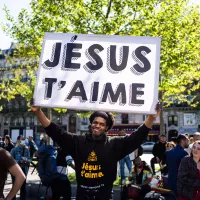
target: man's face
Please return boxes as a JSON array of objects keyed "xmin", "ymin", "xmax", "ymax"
[
  {"xmin": 119, "ymin": 130, "xmax": 125, "ymax": 136},
  {"xmin": 160, "ymin": 136, "xmax": 166, "ymax": 144},
  {"xmin": 91, "ymin": 117, "xmax": 107, "ymax": 136},
  {"xmin": 183, "ymin": 138, "xmax": 189, "ymax": 148}
]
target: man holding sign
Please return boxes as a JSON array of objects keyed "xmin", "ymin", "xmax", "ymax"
[
  {"xmin": 32, "ymin": 33, "xmax": 161, "ymax": 199},
  {"xmin": 31, "ymin": 101, "xmax": 160, "ymax": 200}
]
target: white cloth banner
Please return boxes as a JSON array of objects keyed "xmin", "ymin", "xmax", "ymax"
[{"xmin": 34, "ymin": 33, "xmax": 161, "ymax": 114}]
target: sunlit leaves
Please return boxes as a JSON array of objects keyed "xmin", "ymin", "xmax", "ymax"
[{"xmin": 1, "ymin": 0, "xmax": 200, "ymax": 110}]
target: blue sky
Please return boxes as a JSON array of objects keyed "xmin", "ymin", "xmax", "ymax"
[{"xmin": 0, "ymin": 0, "xmax": 200, "ymax": 50}]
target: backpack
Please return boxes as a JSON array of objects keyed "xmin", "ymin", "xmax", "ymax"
[
  {"xmin": 37, "ymin": 145, "xmax": 59, "ymax": 186},
  {"xmin": 144, "ymin": 191, "xmax": 165, "ymax": 200}
]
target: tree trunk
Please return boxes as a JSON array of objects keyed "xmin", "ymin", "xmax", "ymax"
[
  {"xmin": 159, "ymin": 90, "xmax": 165, "ymax": 136},
  {"xmin": 160, "ymin": 102, "xmax": 164, "ymax": 135}
]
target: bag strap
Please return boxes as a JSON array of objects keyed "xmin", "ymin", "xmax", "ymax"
[{"xmin": 22, "ymin": 147, "xmax": 25, "ymax": 157}]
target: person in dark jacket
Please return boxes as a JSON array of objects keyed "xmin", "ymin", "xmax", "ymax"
[
  {"xmin": 150, "ymin": 134, "xmax": 167, "ymax": 174},
  {"xmin": 166, "ymin": 134, "xmax": 189, "ymax": 195},
  {"xmin": 177, "ymin": 140, "xmax": 200, "ymax": 200},
  {"xmin": 31, "ymin": 101, "xmax": 160, "ymax": 200},
  {"xmin": 5, "ymin": 135, "xmax": 15, "ymax": 152}
]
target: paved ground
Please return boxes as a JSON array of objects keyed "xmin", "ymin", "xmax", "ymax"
[{"xmin": 3, "ymin": 153, "xmax": 153, "ymax": 199}]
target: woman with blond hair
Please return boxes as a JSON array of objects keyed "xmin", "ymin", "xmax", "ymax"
[{"xmin": 177, "ymin": 140, "xmax": 200, "ymax": 200}]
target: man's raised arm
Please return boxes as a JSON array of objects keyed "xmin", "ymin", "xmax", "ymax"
[
  {"xmin": 30, "ymin": 99, "xmax": 75, "ymax": 155},
  {"xmin": 112, "ymin": 103, "xmax": 161, "ymax": 160},
  {"xmin": 30, "ymin": 100, "xmax": 50, "ymax": 128}
]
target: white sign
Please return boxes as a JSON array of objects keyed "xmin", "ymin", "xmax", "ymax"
[
  {"xmin": 184, "ymin": 113, "xmax": 196, "ymax": 126},
  {"xmin": 34, "ymin": 33, "xmax": 161, "ymax": 114}
]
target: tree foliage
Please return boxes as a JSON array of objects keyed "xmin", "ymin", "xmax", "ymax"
[{"xmin": 1, "ymin": 0, "xmax": 200, "ymax": 110}]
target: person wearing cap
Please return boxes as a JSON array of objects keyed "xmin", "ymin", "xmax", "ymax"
[
  {"xmin": 166, "ymin": 134, "xmax": 189, "ymax": 196},
  {"xmin": 31, "ymin": 101, "xmax": 160, "ymax": 200}
]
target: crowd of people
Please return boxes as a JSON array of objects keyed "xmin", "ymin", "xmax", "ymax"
[
  {"xmin": 145, "ymin": 132, "xmax": 200, "ymax": 200},
  {"xmin": 2, "ymin": 101, "xmax": 199, "ymax": 200},
  {"xmin": 0, "ymin": 133, "xmax": 75, "ymax": 200}
]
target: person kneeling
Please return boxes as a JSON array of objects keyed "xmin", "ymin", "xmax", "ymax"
[{"xmin": 122, "ymin": 157, "xmax": 153, "ymax": 200}]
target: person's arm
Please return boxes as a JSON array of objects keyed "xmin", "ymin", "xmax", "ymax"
[
  {"xmin": 140, "ymin": 177, "xmax": 152, "ymax": 187},
  {"xmin": 177, "ymin": 157, "xmax": 200, "ymax": 187},
  {"xmin": 112, "ymin": 104, "xmax": 160, "ymax": 160},
  {"xmin": 31, "ymin": 102, "xmax": 75, "ymax": 155},
  {"xmin": 34, "ymin": 109, "xmax": 51, "ymax": 128},
  {"xmin": 66, "ymin": 155, "xmax": 75, "ymax": 170},
  {"xmin": 5, "ymin": 164, "xmax": 26, "ymax": 200}
]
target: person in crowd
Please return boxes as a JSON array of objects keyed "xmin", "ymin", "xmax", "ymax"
[
  {"xmin": 186, "ymin": 132, "xmax": 200, "ymax": 154},
  {"xmin": 39, "ymin": 136, "xmax": 47, "ymax": 147},
  {"xmin": 118, "ymin": 128, "xmax": 133, "ymax": 184},
  {"xmin": 122, "ymin": 157, "xmax": 152, "ymax": 200},
  {"xmin": 150, "ymin": 134, "xmax": 167, "ymax": 175},
  {"xmin": 189, "ymin": 136, "xmax": 194, "ymax": 144},
  {"xmin": 0, "ymin": 137, "xmax": 5, "ymax": 148},
  {"xmin": 16, "ymin": 135, "xmax": 23, "ymax": 143},
  {"xmin": 10, "ymin": 137, "xmax": 31, "ymax": 200},
  {"xmin": 160, "ymin": 141, "xmax": 176, "ymax": 188},
  {"xmin": 177, "ymin": 140, "xmax": 200, "ymax": 200},
  {"xmin": 0, "ymin": 147, "xmax": 26, "ymax": 199},
  {"xmin": 166, "ymin": 134, "xmax": 189, "ymax": 195},
  {"xmin": 160, "ymin": 141, "xmax": 176, "ymax": 175},
  {"xmin": 28, "ymin": 136, "xmax": 38, "ymax": 159},
  {"xmin": 4, "ymin": 135, "xmax": 15, "ymax": 152},
  {"xmin": 166, "ymin": 141, "xmax": 176, "ymax": 151},
  {"xmin": 50, "ymin": 147, "xmax": 75, "ymax": 200},
  {"xmin": 2, "ymin": 137, "xmax": 6, "ymax": 149},
  {"xmin": 31, "ymin": 99, "xmax": 160, "ymax": 200}
]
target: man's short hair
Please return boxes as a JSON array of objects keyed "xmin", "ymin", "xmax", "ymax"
[
  {"xmin": 160, "ymin": 134, "xmax": 166, "ymax": 138},
  {"xmin": 119, "ymin": 128, "xmax": 124, "ymax": 131},
  {"xmin": 176, "ymin": 134, "xmax": 188, "ymax": 144},
  {"xmin": 17, "ymin": 135, "xmax": 21, "ymax": 141}
]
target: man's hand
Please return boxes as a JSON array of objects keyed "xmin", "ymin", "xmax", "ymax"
[
  {"xmin": 145, "ymin": 102, "xmax": 161, "ymax": 128},
  {"xmin": 30, "ymin": 97, "xmax": 51, "ymax": 128},
  {"xmin": 150, "ymin": 102, "xmax": 161, "ymax": 119},
  {"xmin": 30, "ymin": 98, "xmax": 41, "ymax": 112}
]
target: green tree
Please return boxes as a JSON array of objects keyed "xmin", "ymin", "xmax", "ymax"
[{"xmin": 1, "ymin": 0, "xmax": 200, "ymax": 120}]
